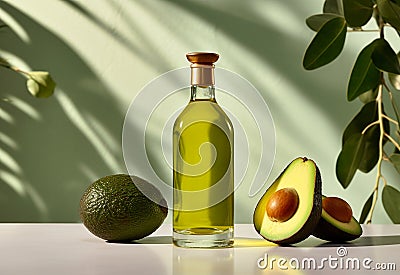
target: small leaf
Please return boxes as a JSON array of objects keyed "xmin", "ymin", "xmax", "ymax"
[
  {"xmin": 306, "ymin": 13, "xmax": 341, "ymax": 32},
  {"xmin": 359, "ymin": 192, "xmax": 374, "ymax": 223},
  {"xmin": 382, "ymin": 185, "xmax": 400, "ymax": 223},
  {"xmin": 323, "ymin": 0, "xmax": 344, "ymax": 15},
  {"xmin": 303, "ymin": 17, "xmax": 347, "ymax": 70},
  {"xmin": 390, "ymin": 153, "xmax": 400, "ymax": 174},
  {"xmin": 377, "ymin": 0, "xmax": 400, "ymax": 30},
  {"xmin": 26, "ymin": 71, "xmax": 56, "ymax": 98},
  {"xmin": 336, "ymin": 133, "xmax": 365, "ymax": 188},
  {"xmin": 343, "ymin": 0, "xmax": 374, "ymax": 27},
  {"xmin": 347, "ymin": 39, "xmax": 381, "ymax": 101},
  {"xmin": 371, "ymin": 38, "xmax": 400, "ymax": 74},
  {"xmin": 388, "ymin": 52, "xmax": 400, "ymax": 90}
]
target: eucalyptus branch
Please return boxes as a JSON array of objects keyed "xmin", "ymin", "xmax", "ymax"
[
  {"xmin": 303, "ymin": 0, "xmax": 400, "ymax": 224},
  {"xmin": 366, "ymin": 83, "xmax": 385, "ymax": 224}
]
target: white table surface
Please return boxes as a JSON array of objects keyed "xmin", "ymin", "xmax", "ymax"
[{"xmin": 0, "ymin": 223, "xmax": 399, "ymax": 274}]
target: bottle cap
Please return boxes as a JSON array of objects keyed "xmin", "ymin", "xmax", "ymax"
[
  {"xmin": 186, "ymin": 52, "xmax": 219, "ymax": 64},
  {"xmin": 186, "ymin": 52, "xmax": 219, "ymax": 86}
]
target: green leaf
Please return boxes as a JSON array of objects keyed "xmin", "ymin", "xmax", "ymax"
[
  {"xmin": 336, "ymin": 133, "xmax": 365, "ymax": 188},
  {"xmin": 377, "ymin": 0, "xmax": 400, "ymax": 30},
  {"xmin": 382, "ymin": 185, "xmax": 400, "ymax": 223},
  {"xmin": 343, "ymin": 0, "xmax": 374, "ymax": 27},
  {"xmin": 371, "ymin": 38, "xmax": 400, "ymax": 74},
  {"xmin": 306, "ymin": 13, "xmax": 341, "ymax": 32},
  {"xmin": 359, "ymin": 192, "xmax": 374, "ymax": 223},
  {"xmin": 323, "ymin": 0, "xmax": 344, "ymax": 15},
  {"xmin": 390, "ymin": 153, "xmax": 400, "ymax": 174},
  {"xmin": 303, "ymin": 17, "xmax": 347, "ymax": 70},
  {"xmin": 359, "ymin": 124, "xmax": 380, "ymax": 172},
  {"xmin": 347, "ymin": 40, "xmax": 381, "ymax": 101},
  {"xmin": 388, "ymin": 52, "xmax": 400, "ymax": 90},
  {"xmin": 26, "ymin": 71, "xmax": 56, "ymax": 98},
  {"xmin": 342, "ymin": 101, "xmax": 390, "ymax": 172},
  {"xmin": 343, "ymin": 102, "xmax": 378, "ymax": 144}
]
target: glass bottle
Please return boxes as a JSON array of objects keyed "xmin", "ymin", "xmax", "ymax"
[{"xmin": 173, "ymin": 52, "xmax": 234, "ymax": 248}]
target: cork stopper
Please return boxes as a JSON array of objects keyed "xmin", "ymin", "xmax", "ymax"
[
  {"xmin": 186, "ymin": 52, "xmax": 219, "ymax": 64},
  {"xmin": 186, "ymin": 52, "xmax": 219, "ymax": 86}
]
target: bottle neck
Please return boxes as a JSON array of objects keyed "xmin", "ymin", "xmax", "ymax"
[
  {"xmin": 190, "ymin": 63, "xmax": 215, "ymax": 102},
  {"xmin": 190, "ymin": 85, "xmax": 215, "ymax": 101}
]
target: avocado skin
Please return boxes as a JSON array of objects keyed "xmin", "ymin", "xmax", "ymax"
[
  {"xmin": 253, "ymin": 158, "xmax": 323, "ymax": 245},
  {"xmin": 313, "ymin": 217, "xmax": 362, "ymax": 242},
  {"xmin": 80, "ymin": 174, "xmax": 168, "ymax": 242}
]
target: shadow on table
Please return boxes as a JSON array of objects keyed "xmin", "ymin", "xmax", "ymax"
[
  {"xmin": 135, "ymin": 236, "xmax": 172, "ymax": 245},
  {"xmin": 108, "ymin": 234, "xmax": 400, "ymax": 248},
  {"xmin": 320, "ymin": 235, "xmax": 400, "ymax": 247},
  {"xmin": 292, "ymin": 234, "xmax": 400, "ymax": 248},
  {"xmin": 232, "ymin": 235, "xmax": 400, "ymax": 248},
  {"xmin": 107, "ymin": 236, "xmax": 172, "ymax": 245}
]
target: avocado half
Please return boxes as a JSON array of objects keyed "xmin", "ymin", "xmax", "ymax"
[
  {"xmin": 312, "ymin": 196, "xmax": 362, "ymax": 242},
  {"xmin": 253, "ymin": 157, "xmax": 322, "ymax": 245}
]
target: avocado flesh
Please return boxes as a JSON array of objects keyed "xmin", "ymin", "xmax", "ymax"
[
  {"xmin": 253, "ymin": 157, "xmax": 322, "ymax": 245},
  {"xmin": 313, "ymin": 197, "xmax": 362, "ymax": 242}
]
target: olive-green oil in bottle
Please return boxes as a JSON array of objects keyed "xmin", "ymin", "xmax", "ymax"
[{"xmin": 173, "ymin": 52, "xmax": 234, "ymax": 248}]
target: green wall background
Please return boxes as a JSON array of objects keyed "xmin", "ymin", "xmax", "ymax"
[{"xmin": 0, "ymin": 0, "xmax": 398, "ymax": 223}]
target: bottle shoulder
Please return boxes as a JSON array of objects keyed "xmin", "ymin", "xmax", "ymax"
[{"xmin": 174, "ymin": 101, "xmax": 233, "ymax": 132}]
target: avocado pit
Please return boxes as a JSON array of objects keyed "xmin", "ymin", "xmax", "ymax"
[
  {"xmin": 322, "ymin": 197, "xmax": 352, "ymax": 223},
  {"xmin": 266, "ymin": 187, "xmax": 299, "ymax": 222}
]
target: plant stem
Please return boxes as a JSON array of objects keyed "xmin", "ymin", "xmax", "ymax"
[
  {"xmin": 366, "ymin": 82, "xmax": 385, "ymax": 224},
  {"xmin": 382, "ymin": 114, "xmax": 399, "ymax": 126},
  {"xmin": 362, "ymin": 121, "xmax": 380, "ymax": 134},
  {"xmin": 0, "ymin": 60, "xmax": 30, "ymax": 78},
  {"xmin": 385, "ymin": 133, "xmax": 400, "ymax": 151}
]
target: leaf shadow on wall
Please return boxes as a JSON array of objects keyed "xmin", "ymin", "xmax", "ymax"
[
  {"xmin": 0, "ymin": 2, "xmax": 128, "ymax": 221},
  {"xmin": 62, "ymin": 0, "xmax": 172, "ymax": 74},
  {"xmin": 159, "ymin": 0, "xmax": 357, "ymax": 145},
  {"xmin": 155, "ymin": 0, "xmax": 357, "ymax": 221}
]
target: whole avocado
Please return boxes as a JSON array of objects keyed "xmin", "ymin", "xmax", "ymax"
[{"xmin": 80, "ymin": 174, "xmax": 168, "ymax": 242}]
